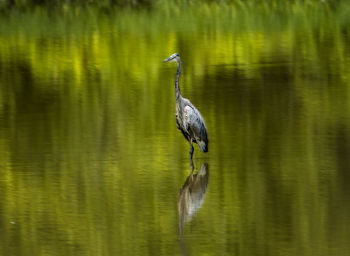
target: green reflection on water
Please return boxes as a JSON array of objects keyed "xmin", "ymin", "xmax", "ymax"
[{"xmin": 1, "ymin": 2, "xmax": 350, "ymax": 256}]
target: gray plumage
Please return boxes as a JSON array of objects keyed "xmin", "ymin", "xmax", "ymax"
[{"xmin": 163, "ymin": 53, "xmax": 209, "ymax": 159}]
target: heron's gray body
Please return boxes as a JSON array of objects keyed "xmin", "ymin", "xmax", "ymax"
[
  {"xmin": 176, "ymin": 97, "xmax": 208, "ymax": 153},
  {"xmin": 163, "ymin": 53, "xmax": 208, "ymax": 159}
]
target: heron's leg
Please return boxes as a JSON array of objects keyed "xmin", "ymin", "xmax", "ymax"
[{"xmin": 189, "ymin": 139, "xmax": 194, "ymax": 160}]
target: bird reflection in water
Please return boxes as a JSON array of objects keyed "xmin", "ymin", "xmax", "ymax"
[{"xmin": 178, "ymin": 162, "xmax": 209, "ymax": 255}]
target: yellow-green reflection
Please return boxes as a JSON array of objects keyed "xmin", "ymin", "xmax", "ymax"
[{"xmin": 1, "ymin": 2, "xmax": 350, "ymax": 256}]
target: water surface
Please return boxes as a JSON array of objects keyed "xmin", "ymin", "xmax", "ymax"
[{"xmin": 1, "ymin": 3, "xmax": 350, "ymax": 256}]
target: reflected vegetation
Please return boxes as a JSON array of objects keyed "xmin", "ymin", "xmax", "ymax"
[{"xmin": 0, "ymin": 1, "xmax": 350, "ymax": 256}]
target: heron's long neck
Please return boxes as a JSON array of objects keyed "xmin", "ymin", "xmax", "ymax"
[{"xmin": 175, "ymin": 59, "xmax": 182, "ymax": 100}]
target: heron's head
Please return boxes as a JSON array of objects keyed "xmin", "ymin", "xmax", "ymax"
[{"xmin": 163, "ymin": 53, "xmax": 180, "ymax": 63}]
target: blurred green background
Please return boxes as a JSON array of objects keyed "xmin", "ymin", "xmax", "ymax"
[{"xmin": 1, "ymin": 1, "xmax": 350, "ymax": 255}]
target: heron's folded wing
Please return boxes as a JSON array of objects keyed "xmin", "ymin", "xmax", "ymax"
[{"xmin": 183, "ymin": 105, "xmax": 205, "ymax": 139}]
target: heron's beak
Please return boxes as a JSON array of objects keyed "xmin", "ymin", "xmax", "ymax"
[{"xmin": 163, "ymin": 56, "xmax": 175, "ymax": 62}]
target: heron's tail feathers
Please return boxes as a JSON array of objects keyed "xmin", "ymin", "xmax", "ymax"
[{"xmin": 198, "ymin": 140, "xmax": 208, "ymax": 153}]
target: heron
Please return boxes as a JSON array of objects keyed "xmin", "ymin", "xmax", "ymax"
[{"xmin": 163, "ymin": 53, "xmax": 209, "ymax": 160}]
